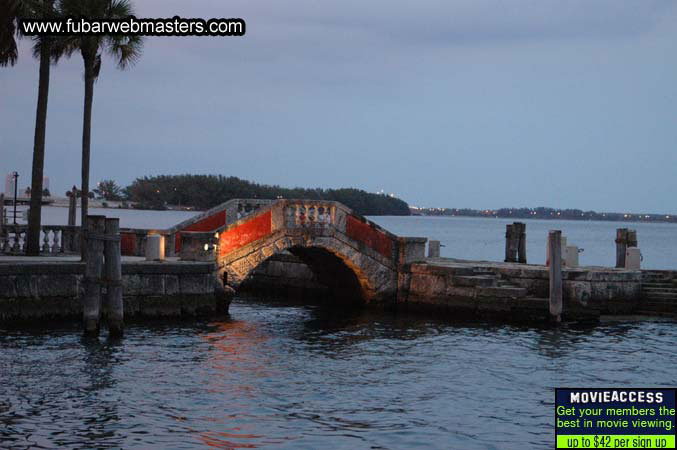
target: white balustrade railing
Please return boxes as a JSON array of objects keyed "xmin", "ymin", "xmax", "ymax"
[
  {"xmin": 0, "ymin": 225, "xmax": 80, "ymax": 255},
  {"xmin": 284, "ymin": 203, "xmax": 336, "ymax": 228},
  {"xmin": 234, "ymin": 199, "xmax": 275, "ymax": 222}
]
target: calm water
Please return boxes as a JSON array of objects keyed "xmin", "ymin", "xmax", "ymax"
[
  {"xmin": 1, "ymin": 298, "xmax": 676, "ymax": 449},
  {"xmin": 18, "ymin": 206, "xmax": 677, "ymax": 269}
]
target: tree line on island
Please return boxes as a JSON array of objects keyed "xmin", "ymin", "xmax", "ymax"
[
  {"xmin": 90, "ymin": 176, "xmax": 677, "ymax": 222},
  {"xmin": 93, "ymin": 175, "xmax": 412, "ymax": 217}
]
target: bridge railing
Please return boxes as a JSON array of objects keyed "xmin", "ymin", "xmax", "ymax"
[{"xmin": 282, "ymin": 202, "xmax": 338, "ymax": 228}]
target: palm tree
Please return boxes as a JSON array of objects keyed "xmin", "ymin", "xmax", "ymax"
[
  {"xmin": 1, "ymin": 0, "xmax": 62, "ymax": 256},
  {"xmin": 59, "ymin": 0, "xmax": 142, "ymax": 258}
]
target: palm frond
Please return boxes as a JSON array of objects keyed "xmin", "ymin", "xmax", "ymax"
[
  {"xmin": 106, "ymin": 34, "xmax": 142, "ymax": 69},
  {"xmin": 108, "ymin": 0, "xmax": 134, "ymax": 19},
  {"xmin": 0, "ymin": 0, "xmax": 20, "ymax": 66},
  {"xmin": 59, "ymin": 0, "xmax": 143, "ymax": 71}
]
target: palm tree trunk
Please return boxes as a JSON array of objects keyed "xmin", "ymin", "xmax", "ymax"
[
  {"xmin": 80, "ymin": 54, "xmax": 95, "ymax": 260},
  {"xmin": 26, "ymin": 40, "xmax": 51, "ymax": 256}
]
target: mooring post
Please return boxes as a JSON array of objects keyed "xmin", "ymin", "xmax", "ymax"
[
  {"xmin": 548, "ymin": 230, "xmax": 563, "ymax": 322},
  {"xmin": 104, "ymin": 217, "xmax": 123, "ymax": 337},
  {"xmin": 627, "ymin": 229, "xmax": 637, "ymax": 248},
  {"xmin": 83, "ymin": 215, "xmax": 106, "ymax": 336},
  {"xmin": 0, "ymin": 193, "xmax": 4, "ymax": 236},
  {"xmin": 615, "ymin": 228, "xmax": 628, "ymax": 268},
  {"xmin": 68, "ymin": 186, "xmax": 77, "ymax": 226},
  {"xmin": 516, "ymin": 222, "xmax": 527, "ymax": 264},
  {"xmin": 505, "ymin": 224, "xmax": 517, "ymax": 262},
  {"xmin": 428, "ymin": 240, "xmax": 441, "ymax": 258},
  {"xmin": 63, "ymin": 187, "xmax": 77, "ymax": 252}
]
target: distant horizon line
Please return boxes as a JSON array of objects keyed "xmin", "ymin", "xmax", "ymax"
[{"xmin": 411, "ymin": 206, "xmax": 676, "ymax": 223}]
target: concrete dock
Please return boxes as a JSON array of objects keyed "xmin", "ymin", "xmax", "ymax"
[
  {"xmin": 398, "ymin": 258, "xmax": 645, "ymax": 321},
  {"xmin": 0, "ymin": 256, "xmax": 229, "ymax": 322}
]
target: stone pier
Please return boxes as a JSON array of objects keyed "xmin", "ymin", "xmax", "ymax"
[{"xmin": 0, "ymin": 257, "xmax": 230, "ymax": 322}]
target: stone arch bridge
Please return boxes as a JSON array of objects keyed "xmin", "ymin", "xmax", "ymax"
[{"xmin": 215, "ymin": 200, "xmax": 425, "ymax": 302}]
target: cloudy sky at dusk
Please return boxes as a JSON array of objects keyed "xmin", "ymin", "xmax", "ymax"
[{"xmin": 1, "ymin": 0, "xmax": 676, "ymax": 212}]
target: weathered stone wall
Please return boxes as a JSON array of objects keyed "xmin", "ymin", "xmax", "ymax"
[
  {"xmin": 398, "ymin": 261, "xmax": 642, "ymax": 319},
  {"xmin": 0, "ymin": 261, "xmax": 226, "ymax": 321}
]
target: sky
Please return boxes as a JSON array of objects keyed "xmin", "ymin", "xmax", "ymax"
[{"xmin": 1, "ymin": 0, "xmax": 676, "ymax": 213}]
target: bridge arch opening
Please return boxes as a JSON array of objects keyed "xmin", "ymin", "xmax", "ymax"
[{"xmin": 237, "ymin": 246, "xmax": 368, "ymax": 304}]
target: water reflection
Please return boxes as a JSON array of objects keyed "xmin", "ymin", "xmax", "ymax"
[{"xmin": 0, "ymin": 298, "xmax": 675, "ymax": 449}]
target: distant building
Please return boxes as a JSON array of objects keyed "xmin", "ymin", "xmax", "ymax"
[
  {"xmin": 4, "ymin": 173, "xmax": 15, "ymax": 196},
  {"xmin": 3, "ymin": 174, "xmax": 49, "ymax": 197}
]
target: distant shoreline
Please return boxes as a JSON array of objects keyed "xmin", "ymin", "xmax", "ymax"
[{"xmin": 411, "ymin": 207, "xmax": 677, "ymax": 224}]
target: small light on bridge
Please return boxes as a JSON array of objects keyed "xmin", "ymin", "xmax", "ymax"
[{"xmin": 204, "ymin": 243, "xmax": 209, "ymax": 251}]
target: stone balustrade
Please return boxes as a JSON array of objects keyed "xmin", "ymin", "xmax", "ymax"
[
  {"xmin": 283, "ymin": 202, "xmax": 337, "ymax": 228},
  {"xmin": 0, "ymin": 225, "xmax": 80, "ymax": 255},
  {"xmin": 225, "ymin": 199, "xmax": 275, "ymax": 225}
]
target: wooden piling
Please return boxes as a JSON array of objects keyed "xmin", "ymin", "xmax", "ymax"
[
  {"xmin": 516, "ymin": 222, "xmax": 527, "ymax": 264},
  {"xmin": 548, "ymin": 230, "xmax": 563, "ymax": 322},
  {"xmin": 615, "ymin": 228, "xmax": 628, "ymax": 268},
  {"xmin": 68, "ymin": 186, "xmax": 77, "ymax": 226},
  {"xmin": 505, "ymin": 224, "xmax": 518, "ymax": 262},
  {"xmin": 504, "ymin": 224, "xmax": 511, "ymax": 262},
  {"xmin": 627, "ymin": 229, "xmax": 637, "ymax": 248},
  {"xmin": 62, "ymin": 187, "xmax": 78, "ymax": 252},
  {"xmin": 0, "ymin": 193, "xmax": 4, "ymax": 236},
  {"xmin": 104, "ymin": 217, "xmax": 123, "ymax": 337},
  {"xmin": 428, "ymin": 240, "xmax": 441, "ymax": 258},
  {"xmin": 505, "ymin": 223, "xmax": 524, "ymax": 263},
  {"xmin": 83, "ymin": 215, "xmax": 105, "ymax": 336}
]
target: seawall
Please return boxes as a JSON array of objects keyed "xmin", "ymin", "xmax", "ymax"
[
  {"xmin": 397, "ymin": 259, "xmax": 643, "ymax": 320},
  {"xmin": 0, "ymin": 259, "xmax": 229, "ymax": 322}
]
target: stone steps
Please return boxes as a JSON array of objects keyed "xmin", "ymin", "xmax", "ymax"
[
  {"xmin": 462, "ymin": 268, "xmax": 529, "ymax": 299},
  {"xmin": 642, "ymin": 284, "xmax": 672, "ymax": 289},
  {"xmin": 477, "ymin": 286, "xmax": 528, "ymax": 298},
  {"xmin": 452, "ymin": 275, "xmax": 496, "ymax": 288},
  {"xmin": 643, "ymin": 299, "xmax": 677, "ymax": 306},
  {"xmin": 642, "ymin": 288, "xmax": 677, "ymax": 295},
  {"xmin": 637, "ymin": 303, "xmax": 677, "ymax": 312},
  {"xmin": 472, "ymin": 270, "xmax": 497, "ymax": 277},
  {"xmin": 641, "ymin": 274, "xmax": 674, "ymax": 283},
  {"xmin": 642, "ymin": 275, "xmax": 672, "ymax": 280},
  {"xmin": 644, "ymin": 291, "xmax": 677, "ymax": 299},
  {"xmin": 644, "ymin": 293, "xmax": 677, "ymax": 300},
  {"xmin": 640, "ymin": 272, "xmax": 677, "ymax": 311}
]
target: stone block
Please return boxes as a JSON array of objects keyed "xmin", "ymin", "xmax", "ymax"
[
  {"xmin": 123, "ymin": 274, "xmax": 165, "ymax": 296},
  {"xmin": 476, "ymin": 286, "xmax": 527, "ymax": 298},
  {"xmin": 398, "ymin": 237, "xmax": 427, "ymax": 264},
  {"xmin": 452, "ymin": 275, "xmax": 495, "ymax": 288},
  {"xmin": 36, "ymin": 274, "xmax": 78, "ymax": 298},
  {"xmin": 14, "ymin": 276, "xmax": 33, "ymax": 298},
  {"xmin": 180, "ymin": 274, "xmax": 212, "ymax": 295},
  {"xmin": 446, "ymin": 286, "xmax": 476, "ymax": 298},
  {"xmin": 409, "ymin": 273, "xmax": 446, "ymax": 296},
  {"xmin": 0, "ymin": 276, "xmax": 17, "ymax": 298},
  {"xmin": 165, "ymin": 275, "xmax": 180, "ymax": 295}
]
